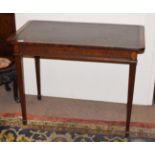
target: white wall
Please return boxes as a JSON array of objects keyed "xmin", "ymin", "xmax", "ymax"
[{"xmin": 15, "ymin": 13, "xmax": 155, "ymax": 105}]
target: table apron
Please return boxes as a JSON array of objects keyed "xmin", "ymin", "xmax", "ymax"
[{"xmin": 15, "ymin": 44, "xmax": 138, "ymax": 64}]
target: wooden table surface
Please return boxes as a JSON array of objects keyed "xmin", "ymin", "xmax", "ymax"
[{"xmin": 9, "ymin": 20, "xmax": 145, "ymax": 53}]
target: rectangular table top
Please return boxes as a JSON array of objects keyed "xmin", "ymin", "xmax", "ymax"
[{"xmin": 8, "ymin": 20, "xmax": 145, "ymax": 54}]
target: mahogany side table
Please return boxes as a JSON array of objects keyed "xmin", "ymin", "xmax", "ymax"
[{"xmin": 8, "ymin": 20, "xmax": 145, "ymax": 137}]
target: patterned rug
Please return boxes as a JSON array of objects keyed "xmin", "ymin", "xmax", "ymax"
[{"xmin": 0, "ymin": 112, "xmax": 155, "ymax": 142}]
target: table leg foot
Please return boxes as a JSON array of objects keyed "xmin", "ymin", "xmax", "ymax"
[
  {"xmin": 37, "ymin": 96, "xmax": 42, "ymax": 100},
  {"xmin": 125, "ymin": 132, "xmax": 130, "ymax": 138},
  {"xmin": 23, "ymin": 120, "xmax": 27, "ymax": 125}
]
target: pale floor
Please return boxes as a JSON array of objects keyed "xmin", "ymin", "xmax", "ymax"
[{"xmin": 0, "ymin": 86, "xmax": 155, "ymax": 123}]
